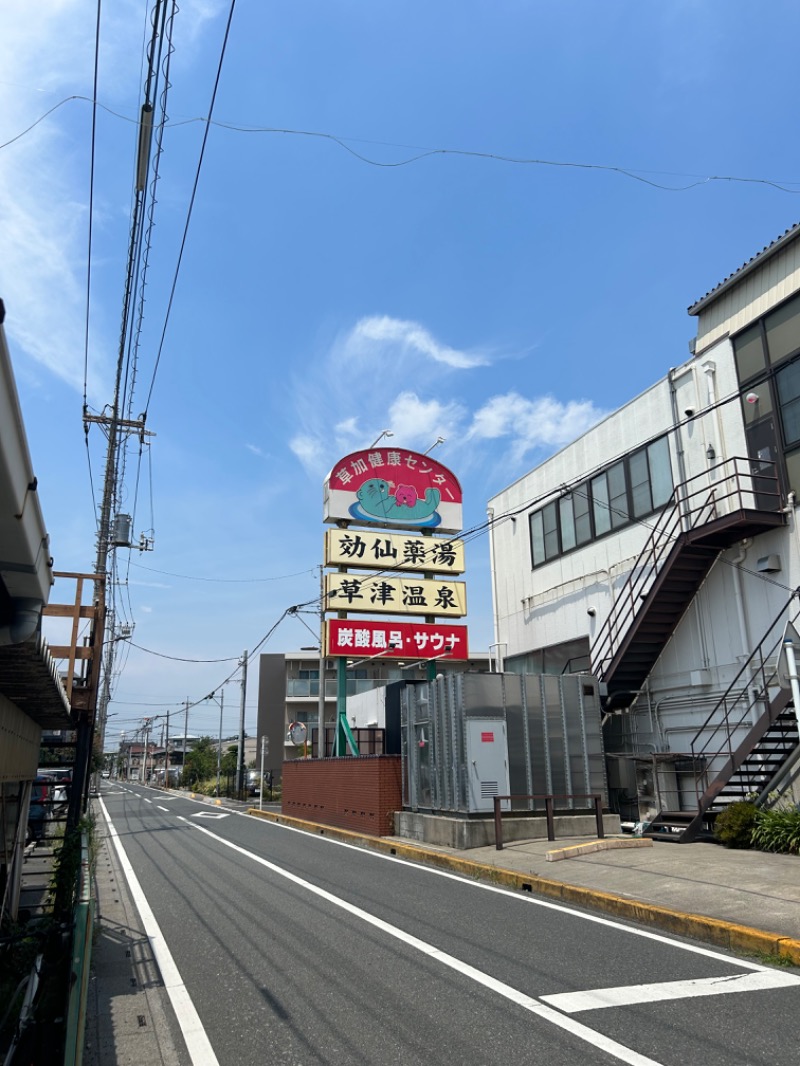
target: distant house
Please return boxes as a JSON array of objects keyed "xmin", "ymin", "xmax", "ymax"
[{"xmin": 488, "ymin": 224, "xmax": 800, "ymax": 838}]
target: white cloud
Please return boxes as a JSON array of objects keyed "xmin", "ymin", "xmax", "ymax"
[
  {"xmin": 386, "ymin": 391, "xmax": 467, "ymax": 444},
  {"xmin": 289, "ymin": 433, "xmax": 325, "ymax": 471},
  {"xmin": 350, "ymin": 316, "xmax": 489, "ymax": 370},
  {"xmin": 469, "ymin": 391, "xmax": 607, "ymax": 462}
]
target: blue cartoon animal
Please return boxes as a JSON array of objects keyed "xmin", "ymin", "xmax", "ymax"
[{"xmin": 353, "ymin": 478, "xmax": 441, "ymax": 524}]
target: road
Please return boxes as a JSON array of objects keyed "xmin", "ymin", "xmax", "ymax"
[{"xmin": 99, "ymin": 783, "xmax": 800, "ymax": 1066}]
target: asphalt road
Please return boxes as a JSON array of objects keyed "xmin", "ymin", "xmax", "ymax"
[{"xmin": 100, "ymin": 784, "xmax": 800, "ymax": 1066}]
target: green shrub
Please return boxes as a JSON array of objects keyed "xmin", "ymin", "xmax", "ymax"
[
  {"xmin": 751, "ymin": 804, "xmax": 800, "ymax": 855},
  {"xmin": 713, "ymin": 801, "xmax": 758, "ymax": 848}
]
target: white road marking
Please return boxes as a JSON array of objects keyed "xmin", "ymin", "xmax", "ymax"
[
  {"xmin": 143, "ymin": 798, "xmax": 152, "ymax": 804},
  {"xmin": 191, "ymin": 812, "xmax": 229, "ymax": 820},
  {"xmin": 261, "ymin": 819, "xmax": 777, "ymax": 974},
  {"xmin": 541, "ymin": 970, "xmax": 800, "ymax": 1013},
  {"xmin": 157, "ymin": 806, "xmax": 169, "ymax": 812},
  {"xmin": 181, "ymin": 818, "xmax": 665, "ymax": 1066},
  {"xmin": 98, "ymin": 800, "xmax": 219, "ymax": 1066}
]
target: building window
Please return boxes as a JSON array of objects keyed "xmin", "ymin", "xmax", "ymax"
[
  {"xmin": 733, "ymin": 293, "xmax": 800, "ymax": 500},
  {"xmin": 776, "ymin": 357, "xmax": 800, "ymax": 448},
  {"xmin": 765, "ymin": 292, "xmax": 800, "ymax": 365},
  {"xmin": 528, "ymin": 436, "xmax": 673, "ymax": 567},
  {"xmin": 733, "ymin": 322, "xmax": 767, "ymax": 383}
]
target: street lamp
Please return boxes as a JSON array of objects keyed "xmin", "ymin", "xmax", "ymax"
[{"xmin": 369, "ymin": 429, "xmax": 393, "ymax": 448}]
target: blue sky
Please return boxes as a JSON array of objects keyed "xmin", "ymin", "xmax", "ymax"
[{"xmin": 3, "ymin": 1, "xmax": 800, "ymax": 742}]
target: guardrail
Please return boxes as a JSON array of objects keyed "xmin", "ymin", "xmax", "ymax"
[
  {"xmin": 493, "ymin": 794, "xmax": 605, "ymax": 850},
  {"xmin": 64, "ymin": 833, "xmax": 93, "ymax": 1066}
]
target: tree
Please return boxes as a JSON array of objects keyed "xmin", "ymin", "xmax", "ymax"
[
  {"xmin": 182, "ymin": 736, "xmax": 216, "ymax": 786},
  {"xmin": 220, "ymin": 745, "xmax": 238, "ymax": 775}
]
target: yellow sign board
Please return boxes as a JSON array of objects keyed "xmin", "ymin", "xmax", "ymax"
[
  {"xmin": 325, "ymin": 574, "xmax": 467, "ymax": 617},
  {"xmin": 324, "ymin": 529, "xmax": 465, "ymax": 574}
]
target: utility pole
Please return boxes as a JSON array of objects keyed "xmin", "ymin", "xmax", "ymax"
[
  {"xmin": 238, "ymin": 651, "xmax": 248, "ymax": 797},
  {"xmin": 317, "ymin": 564, "xmax": 326, "ymax": 757},
  {"xmin": 258, "ymin": 734, "xmax": 268, "ymax": 811},
  {"xmin": 164, "ymin": 710, "xmax": 171, "ymax": 788},
  {"xmin": 183, "ymin": 699, "xmax": 190, "ymax": 780}
]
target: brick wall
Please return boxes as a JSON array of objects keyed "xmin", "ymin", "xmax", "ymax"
[{"xmin": 281, "ymin": 755, "xmax": 402, "ymax": 836}]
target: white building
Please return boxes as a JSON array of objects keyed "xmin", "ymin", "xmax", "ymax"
[{"xmin": 488, "ymin": 224, "xmax": 800, "ymax": 837}]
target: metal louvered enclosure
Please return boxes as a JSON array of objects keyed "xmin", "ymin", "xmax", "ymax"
[{"xmin": 401, "ymin": 672, "xmax": 608, "ymax": 814}]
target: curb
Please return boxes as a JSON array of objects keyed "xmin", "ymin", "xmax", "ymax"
[
  {"xmin": 247, "ymin": 808, "xmax": 800, "ymax": 966},
  {"xmin": 546, "ymin": 838, "xmax": 653, "ymax": 862}
]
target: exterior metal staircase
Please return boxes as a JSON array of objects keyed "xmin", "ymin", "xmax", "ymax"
[
  {"xmin": 591, "ymin": 457, "xmax": 784, "ymax": 709},
  {"xmin": 643, "ymin": 594, "xmax": 800, "ymax": 841}
]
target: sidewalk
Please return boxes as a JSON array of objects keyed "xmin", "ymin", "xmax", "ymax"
[
  {"xmin": 83, "ymin": 803, "xmax": 190, "ymax": 1066},
  {"xmin": 390, "ymin": 832, "xmax": 800, "ymax": 946}
]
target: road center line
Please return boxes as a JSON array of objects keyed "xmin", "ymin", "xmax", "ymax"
[
  {"xmin": 100, "ymin": 800, "xmax": 219, "ymax": 1066},
  {"xmin": 157, "ymin": 805, "xmax": 169, "ymax": 811},
  {"xmin": 181, "ymin": 818, "xmax": 665, "ymax": 1066},
  {"xmin": 541, "ymin": 970, "xmax": 800, "ymax": 1013}
]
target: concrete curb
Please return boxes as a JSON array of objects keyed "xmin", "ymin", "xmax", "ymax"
[
  {"xmin": 546, "ymin": 838, "xmax": 653, "ymax": 862},
  {"xmin": 248, "ymin": 808, "xmax": 800, "ymax": 966}
]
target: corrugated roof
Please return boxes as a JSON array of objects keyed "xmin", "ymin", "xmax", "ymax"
[
  {"xmin": 688, "ymin": 222, "xmax": 800, "ymax": 316},
  {"xmin": 0, "ymin": 632, "xmax": 72, "ymax": 728}
]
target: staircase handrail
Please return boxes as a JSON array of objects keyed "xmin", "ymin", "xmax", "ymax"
[
  {"xmin": 591, "ymin": 457, "xmax": 780, "ymax": 682},
  {"xmin": 689, "ymin": 588, "xmax": 800, "ymax": 773}
]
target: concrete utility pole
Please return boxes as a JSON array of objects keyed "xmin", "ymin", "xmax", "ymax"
[
  {"xmin": 317, "ymin": 564, "xmax": 326, "ymax": 758},
  {"xmin": 238, "ymin": 651, "xmax": 248, "ymax": 797}
]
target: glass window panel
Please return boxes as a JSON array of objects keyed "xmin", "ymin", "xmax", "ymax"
[
  {"xmin": 765, "ymin": 293, "xmax": 800, "ymax": 365},
  {"xmin": 781, "ymin": 397, "xmax": 800, "ymax": 448},
  {"xmin": 559, "ymin": 495, "xmax": 576, "ymax": 552},
  {"xmin": 647, "ymin": 437, "xmax": 673, "ymax": 508},
  {"xmin": 776, "ymin": 357, "xmax": 800, "ymax": 405},
  {"xmin": 607, "ymin": 462, "xmax": 628, "ymax": 527},
  {"xmin": 733, "ymin": 323, "xmax": 766, "ymax": 382},
  {"xmin": 741, "ymin": 385, "xmax": 773, "ymax": 426},
  {"xmin": 574, "ymin": 486, "xmax": 592, "ymax": 544},
  {"xmin": 530, "ymin": 510, "xmax": 545, "ymax": 567},
  {"xmin": 629, "ymin": 449, "xmax": 651, "ymax": 517},
  {"xmin": 542, "ymin": 501, "xmax": 559, "ymax": 559},
  {"xmin": 784, "ymin": 447, "xmax": 800, "ymax": 496},
  {"xmin": 592, "ymin": 474, "xmax": 611, "ymax": 535}
]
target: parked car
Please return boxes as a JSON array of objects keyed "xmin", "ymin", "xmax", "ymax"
[
  {"xmin": 27, "ymin": 776, "xmax": 54, "ymax": 843},
  {"xmin": 38, "ymin": 767, "xmax": 71, "ymax": 806}
]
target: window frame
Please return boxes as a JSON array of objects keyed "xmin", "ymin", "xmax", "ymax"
[{"xmin": 528, "ymin": 435, "xmax": 674, "ymax": 569}]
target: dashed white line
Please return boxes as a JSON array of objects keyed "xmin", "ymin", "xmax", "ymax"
[{"xmin": 157, "ymin": 805, "xmax": 169, "ymax": 812}]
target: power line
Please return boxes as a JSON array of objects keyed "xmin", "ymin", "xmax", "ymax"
[
  {"xmin": 129, "ymin": 561, "xmax": 316, "ymax": 583},
  {"xmin": 4, "ymin": 94, "xmax": 800, "ymax": 194},
  {"xmin": 142, "ymin": 0, "xmax": 238, "ymax": 416}
]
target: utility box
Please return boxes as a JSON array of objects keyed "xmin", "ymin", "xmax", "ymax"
[
  {"xmin": 464, "ymin": 718, "xmax": 510, "ymax": 813},
  {"xmin": 401, "ymin": 671, "xmax": 606, "ymax": 815}
]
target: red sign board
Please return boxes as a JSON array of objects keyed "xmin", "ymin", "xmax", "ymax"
[
  {"xmin": 481, "ymin": 732, "xmax": 495, "ymax": 743},
  {"xmin": 323, "ymin": 447, "xmax": 463, "ymax": 534},
  {"xmin": 326, "ymin": 619, "xmax": 469, "ymax": 660}
]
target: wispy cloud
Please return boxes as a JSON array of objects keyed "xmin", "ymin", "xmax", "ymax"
[
  {"xmin": 0, "ymin": 1, "xmax": 223, "ymax": 397},
  {"xmin": 348, "ymin": 315, "xmax": 489, "ymax": 370},
  {"xmin": 289, "ymin": 311, "xmax": 607, "ymax": 481}
]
